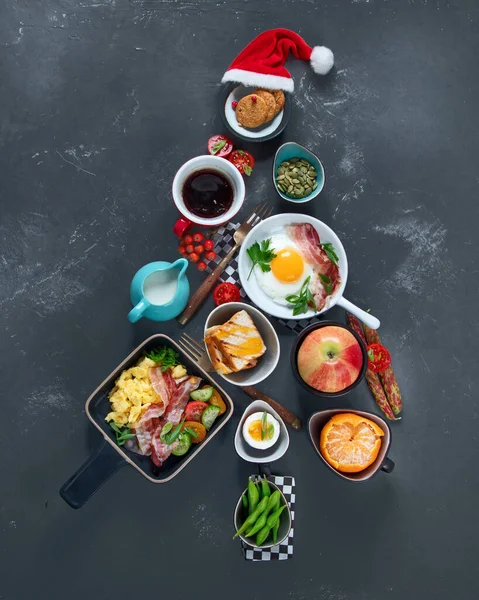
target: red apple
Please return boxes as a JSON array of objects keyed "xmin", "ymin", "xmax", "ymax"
[{"xmin": 297, "ymin": 326, "xmax": 363, "ymax": 393}]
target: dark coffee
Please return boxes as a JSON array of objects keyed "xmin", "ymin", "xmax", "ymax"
[{"xmin": 182, "ymin": 169, "xmax": 234, "ymax": 219}]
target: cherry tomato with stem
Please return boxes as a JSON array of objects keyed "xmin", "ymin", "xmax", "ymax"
[
  {"xmin": 204, "ymin": 239, "xmax": 215, "ymax": 251},
  {"xmin": 205, "ymin": 250, "xmax": 217, "ymax": 262},
  {"xmin": 189, "ymin": 252, "xmax": 200, "ymax": 263},
  {"xmin": 193, "ymin": 232, "xmax": 205, "ymax": 243},
  {"xmin": 197, "ymin": 261, "xmax": 207, "ymax": 271}
]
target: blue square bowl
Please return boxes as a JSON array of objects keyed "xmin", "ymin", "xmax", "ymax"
[{"xmin": 273, "ymin": 142, "xmax": 325, "ymax": 203}]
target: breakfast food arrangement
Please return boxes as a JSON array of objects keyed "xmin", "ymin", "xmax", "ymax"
[{"xmin": 61, "ymin": 27, "xmax": 403, "ymax": 561}]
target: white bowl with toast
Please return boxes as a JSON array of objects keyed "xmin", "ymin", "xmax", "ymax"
[{"xmin": 204, "ymin": 302, "xmax": 280, "ymax": 387}]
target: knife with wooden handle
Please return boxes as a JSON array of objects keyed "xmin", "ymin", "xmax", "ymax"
[
  {"xmin": 177, "ymin": 245, "xmax": 237, "ymax": 326},
  {"xmin": 242, "ymin": 386, "xmax": 302, "ymax": 430}
]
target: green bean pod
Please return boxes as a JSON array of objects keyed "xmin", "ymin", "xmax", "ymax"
[
  {"xmin": 233, "ymin": 496, "xmax": 269, "ymax": 539},
  {"xmin": 246, "ymin": 491, "xmax": 279, "ymax": 536},
  {"xmin": 261, "ymin": 477, "xmax": 271, "ymax": 498},
  {"xmin": 247, "ymin": 478, "xmax": 259, "ymax": 515},
  {"xmin": 272, "ymin": 519, "xmax": 280, "ymax": 545},
  {"xmin": 255, "ymin": 505, "xmax": 286, "ymax": 546},
  {"xmin": 242, "ymin": 494, "xmax": 248, "ymax": 510},
  {"xmin": 245, "ymin": 512, "xmax": 268, "ymax": 537}
]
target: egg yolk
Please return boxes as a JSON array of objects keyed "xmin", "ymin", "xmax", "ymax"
[
  {"xmin": 271, "ymin": 247, "xmax": 304, "ymax": 282},
  {"xmin": 248, "ymin": 420, "xmax": 273, "ymax": 441}
]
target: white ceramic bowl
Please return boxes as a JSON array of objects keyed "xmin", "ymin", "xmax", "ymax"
[
  {"xmin": 237, "ymin": 213, "xmax": 380, "ymax": 329},
  {"xmin": 204, "ymin": 302, "xmax": 280, "ymax": 386},
  {"xmin": 172, "ymin": 155, "xmax": 245, "ymax": 227},
  {"xmin": 234, "ymin": 399, "xmax": 290, "ymax": 464}
]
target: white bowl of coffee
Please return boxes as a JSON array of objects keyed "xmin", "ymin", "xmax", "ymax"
[{"xmin": 172, "ymin": 155, "xmax": 245, "ymax": 236}]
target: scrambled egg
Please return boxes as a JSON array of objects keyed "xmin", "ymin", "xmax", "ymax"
[{"xmin": 106, "ymin": 356, "xmax": 159, "ymax": 426}]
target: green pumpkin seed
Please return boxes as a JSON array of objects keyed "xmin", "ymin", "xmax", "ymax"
[
  {"xmin": 305, "ymin": 186, "xmax": 312, "ymax": 195},
  {"xmin": 277, "ymin": 174, "xmax": 285, "ymax": 181},
  {"xmin": 291, "ymin": 178, "xmax": 299, "ymax": 184},
  {"xmin": 290, "ymin": 157, "xmax": 299, "ymax": 163},
  {"xmin": 300, "ymin": 166, "xmax": 308, "ymax": 174},
  {"xmin": 287, "ymin": 185, "xmax": 293, "ymax": 193},
  {"xmin": 313, "ymin": 181, "xmax": 318, "ymax": 190},
  {"xmin": 292, "ymin": 167, "xmax": 299, "ymax": 174}
]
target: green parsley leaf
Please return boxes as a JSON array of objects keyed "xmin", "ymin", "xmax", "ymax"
[
  {"xmin": 247, "ymin": 238, "xmax": 277, "ymax": 280},
  {"xmin": 320, "ymin": 243, "xmax": 339, "ymax": 267},
  {"xmin": 145, "ymin": 346, "xmax": 179, "ymax": 372}
]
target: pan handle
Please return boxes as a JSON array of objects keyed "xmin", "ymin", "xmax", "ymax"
[
  {"xmin": 59, "ymin": 439, "xmax": 127, "ymax": 509},
  {"xmin": 336, "ymin": 297, "xmax": 380, "ymax": 330}
]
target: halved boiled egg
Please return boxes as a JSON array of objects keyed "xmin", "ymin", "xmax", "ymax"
[{"xmin": 242, "ymin": 411, "xmax": 280, "ymax": 450}]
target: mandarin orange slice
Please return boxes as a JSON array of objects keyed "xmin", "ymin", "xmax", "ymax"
[{"xmin": 319, "ymin": 413, "xmax": 385, "ymax": 473}]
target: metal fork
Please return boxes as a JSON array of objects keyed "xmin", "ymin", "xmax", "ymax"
[
  {"xmin": 178, "ymin": 333, "xmax": 302, "ymax": 430},
  {"xmin": 177, "ymin": 201, "xmax": 273, "ymax": 326}
]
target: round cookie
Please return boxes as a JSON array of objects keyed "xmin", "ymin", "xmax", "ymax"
[
  {"xmin": 235, "ymin": 94, "xmax": 268, "ymax": 128},
  {"xmin": 254, "ymin": 89, "xmax": 277, "ymax": 123},
  {"xmin": 272, "ymin": 90, "xmax": 285, "ymax": 115}
]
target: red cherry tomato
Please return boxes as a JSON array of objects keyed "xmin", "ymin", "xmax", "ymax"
[
  {"xmin": 205, "ymin": 250, "xmax": 217, "ymax": 262},
  {"xmin": 204, "ymin": 239, "xmax": 214, "ymax": 251},
  {"xmin": 213, "ymin": 282, "xmax": 241, "ymax": 306},
  {"xmin": 185, "ymin": 244, "xmax": 194, "ymax": 254},
  {"xmin": 366, "ymin": 343, "xmax": 392, "ymax": 373},
  {"xmin": 185, "ymin": 401, "xmax": 207, "ymax": 422},
  {"xmin": 194, "ymin": 244, "xmax": 204, "ymax": 255},
  {"xmin": 178, "ymin": 244, "xmax": 187, "ymax": 255},
  {"xmin": 189, "ymin": 252, "xmax": 200, "ymax": 263},
  {"xmin": 193, "ymin": 232, "xmax": 205, "ymax": 243},
  {"xmin": 183, "ymin": 234, "xmax": 193, "ymax": 245},
  {"xmin": 208, "ymin": 135, "xmax": 233, "ymax": 158},
  {"xmin": 197, "ymin": 261, "xmax": 207, "ymax": 272},
  {"xmin": 228, "ymin": 150, "xmax": 255, "ymax": 176}
]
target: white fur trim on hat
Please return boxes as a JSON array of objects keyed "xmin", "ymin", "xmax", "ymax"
[
  {"xmin": 310, "ymin": 46, "xmax": 334, "ymax": 75},
  {"xmin": 221, "ymin": 69, "xmax": 295, "ymax": 93}
]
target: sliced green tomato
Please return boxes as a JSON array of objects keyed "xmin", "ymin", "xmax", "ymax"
[
  {"xmin": 201, "ymin": 404, "xmax": 221, "ymax": 431},
  {"xmin": 171, "ymin": 432, "xmax": 192, "ymax": 456},
  {"xmin": 190, "ymin": 386, "xmax": 214, "ymax": 402}
]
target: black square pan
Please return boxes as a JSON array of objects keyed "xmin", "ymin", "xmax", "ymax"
[{"xmin": 60, "ymin": 334, "xmax": 234, "ymax": 508}]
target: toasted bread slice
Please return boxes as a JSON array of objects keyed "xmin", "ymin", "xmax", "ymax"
[
  {"xmin": 214, "ymin": 310, "xmax": 266, "ymax": 360},
  {"xmin": 209, "ymin": 333, "xmax": 257, "ymax": 372},
  {"xmin": 204, "ymin": 334, "xmax": 233, "ymax": 375}
]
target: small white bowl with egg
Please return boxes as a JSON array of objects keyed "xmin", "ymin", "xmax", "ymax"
[
  {"xmin": 237, "ymin": 213, "xmax": 380, "ymax": 329},
  {"xmin": 234, "ymin": 400, "xmax": 290, "ymax": 464}
]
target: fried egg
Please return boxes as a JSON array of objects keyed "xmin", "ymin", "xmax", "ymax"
[
  {"xmin": 253, "ymin": 231, "xmax": 313, "ymax": 305},
  {"xmin": 242, "ymin": 411, "xmax": 280, "ymax": 450}
]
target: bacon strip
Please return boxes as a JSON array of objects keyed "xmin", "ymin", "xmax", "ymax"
[
  {"xmin": 134, "ymin": 404, "xmax": 166, "ymax": 455},
  {"xmin": 151, "ymin": 376, "xmax": 202, "ymax": 467},
  {"xmin": 286, "ymin": 223, "xmax": 341, "ymax": 310},
  {"xmin": 149, "ymin": 367, "xmax": 171, "ymax": 409}
]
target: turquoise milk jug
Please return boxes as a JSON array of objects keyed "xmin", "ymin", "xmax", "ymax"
[{"xmin": 128, "ymin": 259, "xmax": 189, "ymax": 323}]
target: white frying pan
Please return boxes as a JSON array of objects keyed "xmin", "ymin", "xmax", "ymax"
[{"xmin": 237, "ymin": 213, "xmax": 380, "ymax": 329}]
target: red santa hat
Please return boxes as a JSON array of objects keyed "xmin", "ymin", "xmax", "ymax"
[{"xmin": 221, "ymin": 28, "xmax": 334, "ymax": 93}]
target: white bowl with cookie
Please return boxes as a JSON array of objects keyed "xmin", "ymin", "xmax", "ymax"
[
  {"xmin": 220, "ymin": 84, "xmax": 291, "ymax": 142},
  {"xmin": 204, "ymin": 302, "xmax": 280, "ymax": 386}
]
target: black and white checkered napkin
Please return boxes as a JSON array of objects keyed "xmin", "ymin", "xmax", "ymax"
[
  {"xmin": 240, "ymin": 474, "xmax": 295, "ymax": 561},
  {"xmin": 207, "ymin": 223, "xmax": 323, "ymax": 335}
]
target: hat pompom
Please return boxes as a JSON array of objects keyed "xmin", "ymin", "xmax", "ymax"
[{"xmin": 310, "ymin": 46, "xmax": 334, "ymax": 75}]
